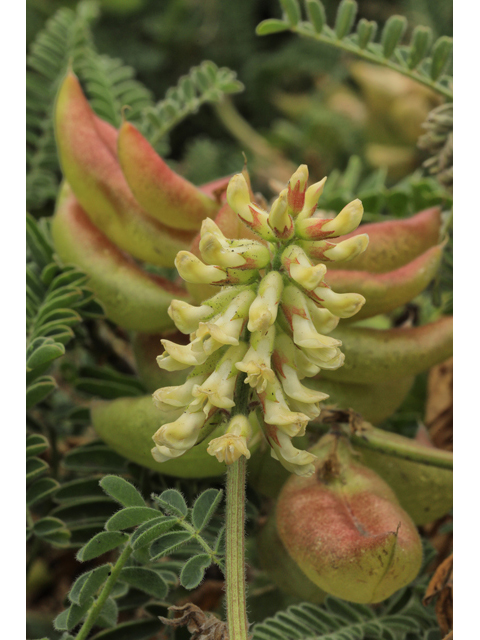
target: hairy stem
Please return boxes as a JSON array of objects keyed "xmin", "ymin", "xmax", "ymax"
[
  {"xmin": 225, "ymin": 456, "xmax": 248, "ymax": 640},
  {"xmin": 75, "ymin": 544, "xmax": 133, "ymax": 640}
]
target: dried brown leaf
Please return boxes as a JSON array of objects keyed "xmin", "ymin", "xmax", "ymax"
[
  {"xmin": 159, "ymin": 603, "xmax": 228, "ymax": 640},
  {"xmin": 423, "ymin": 554, "xmax": 453, "ymax": 634}
]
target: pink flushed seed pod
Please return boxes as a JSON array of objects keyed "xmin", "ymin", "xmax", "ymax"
[
  {"xmin": 276, "ymin": 435, "xmax": 423, "ymax": 604},
  {"xmin": 117, "ymin": 121, "xmax": 220, "ymax": 231},
  {"xmin": 55, "ymin": 71, "xmax": 196, "ymax": 267}
]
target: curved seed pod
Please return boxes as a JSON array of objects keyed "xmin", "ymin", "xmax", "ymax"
[
  {"xmin": 307, "ymin": 375, "xmax": 414, "ymax": 425},
  {"xmin": 51, "ymin": 184, "xmax": 188, "ymax": 333},
  {"xmin": 197, "ymin": 175, "xmax": 232, "ymax": 201},
  {"xmin": 353, "ymin": 432, "xmax": 453, "ymax": 525},
  {"xmin": 55, "ymin": 72, "xmax": 195, "ymax": 266},
  {"xmin": 327, "ymin": 207, "xmax": 442, "ymax": 272},
  {"xmin": 117, "ymin": 121, "xmax": 219, "ymax": 230},
  {"xmin": 319, "ymin": 315, "xmax": 453, "ymax": 384},
  {"xmin": 91, "ymin": 396, "xmax": 226, "ymax": 478},
  {"xmin": 257, "ymin": 506, "xmax": 326, "ymax": 604},
  {"xmin": 276, "ymin": 436, "xmax": 422, "ymax": 603},
  {"xmin": 325, "ymin": 243, "xmax": 444, "ymax": 320},
  {"xmin": 92, "ymin": 114, "xmax": 118, "ymax": 154}
]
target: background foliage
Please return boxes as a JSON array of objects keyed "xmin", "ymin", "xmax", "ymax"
[{"xmin": 26, "ymin": 0, "xmax": 452, "ymax": 638}]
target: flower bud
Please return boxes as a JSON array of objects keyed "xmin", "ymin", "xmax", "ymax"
[
  {"xmin": 152, "ymin": 374, "xmax": 207, "ymax": 411},
  {"xmin": 308, "ymin": 284, "xmax": 366, "ymax": 318},
  {"xmin": 152, "ymin": 409, "xmax": 205, "ymax": 455},
  {"xmin": 276, "ymin": 436, "xmax": 423, "ymax": 603},
  {"xmin": 287, "ymin": 165, "xmax": 309, "ymax": 215},
  {"xmin": 268, "ymin": 189, "xmax": 294, "ymax": 239},
  {"xmin": 281, "ymin": 285, "xmax": 342, "ymax": 350},
  {"xmin": 267, "ymin": 425, "xmax": 316, "ymax": 477},
  {"xmin": 301, "ymin": 233, "xmax": 369, "ymax": 263},
  {"xmin": 160, "ymin": 335, "xmax": 209, "ymax": 367},
  {"xmin": 281, "ymin": 245, "xmax": 327, "ymax": 290},
  {"xmin": 207, "ymin": 414, "xmax": 253, "ymax": 464},
  {"xmin": 296, "ymin": 199, "xmax": 364, "ymax": 240},
  {"xmin": 257, "ymin": 377, "xmax": 310, "ymax": 437},
  {"xmin": 226, "ymin": 173, "xmax": 276, "ymax": 241},
  {"xmin": 248, "ymin": 271, "xmax": 283, "ymax": 333},
  {"xmin": 168, "ymin": 300, "xmax": 213, "ymax": 334},
  {"xmin": 175, "ymin": 251, "xmax": 227, "ymax": 284},
  {"xmin": 296, "ymin": 177, "xmax": 327, "ymax": 221}
]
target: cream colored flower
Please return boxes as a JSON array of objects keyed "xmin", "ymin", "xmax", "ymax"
[
  {"xmin": 267, "ymin": 427, "xmax": 316, "ymax": 477},
  {"xmin": 207, "ymin": 415, "xmax": 252, "ymax": 464},
  {"xmin": 248, "ymin": 271, "xmax": 283, "ymax": 333},
  {"xmin": 152, "ymin": 410, "xmax": 205, "ymax": 454},
  {"xmin": 236, "ymin": 326, "xmax": 276, "ymax": 393},
  {"xmin": 152, "ymin": 374, "xmax": 206, "ymax": 410},
  {"xmin": 308, "ymin": 285, "xmax": 365, "ymax": 318},
  {"xmin": 281, "ymin": 245, "xmax": 327, "ymax": 290},
  {"xmin": 190, "ymin": 343, "xmax": 248, "ymax": 417},
  {"xmin": 279, "ymin": 363, "xmax": 329, "ymax": 404},
  {"xmin": 175, "ymin": 251, "xmax": 227, "ymax": 284},
  {"xmin": 226, "ymin": 173, "xmax": 276, "ymax": 241},
  {"xmin": 296, "ymin": 177, "xmax": 327, "ymax": 221},
  {"xmin": 259, "ymin": 377, "xmax": 309, "ymax": 437},
  {"xmin": 168, "ymin": 300, "xmax": 213, "ymax": 335}
]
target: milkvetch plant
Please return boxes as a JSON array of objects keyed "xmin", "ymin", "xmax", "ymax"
[{"xmin": 151, "ymin": 165, "xmax": 368, "ymax": 477}]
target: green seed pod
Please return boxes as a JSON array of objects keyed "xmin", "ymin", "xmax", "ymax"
[
  {"xmin": 257, "ymin": 506, "xmax": 326, "ymax": 603},
  {"xmin": 351, "ymin": 431, "xmax": 453, "ymax": 525},
  {"xmin": 91, "ymin": 395, "xmax": 228, "ymax": 478},
  {"xmin": 276, "ymin": 435, "xmax": 423, "ymax": 603}
]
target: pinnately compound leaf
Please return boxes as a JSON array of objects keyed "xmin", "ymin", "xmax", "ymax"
[{"xmin": 100, "ymin": 476, "xmax": 146, "ymax": 508}]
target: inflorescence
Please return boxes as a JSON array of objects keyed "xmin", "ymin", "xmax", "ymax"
[{"xmin": 151, "ymin": 165, "xmax": 368, "ymax": 476}]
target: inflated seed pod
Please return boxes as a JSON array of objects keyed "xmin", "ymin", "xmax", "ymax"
[
  {"xmin": 257, "ymin": 506, "xmax": 326, "ymax": 603},
  {"xmin": 276, "ymin": 435, "xmax": 423, "ymax": 603}
]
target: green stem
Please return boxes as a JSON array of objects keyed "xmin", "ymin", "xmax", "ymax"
[
  {"xmin": 309, "ymin": 419, "xmax": 453, "ymax": 469},
  {"xmin": 74, "ymin": 544, "xmax": 133, "ymax": 640},
  {"xmin": 290, "ymin": 24, "xmax": 453, "ymax": 101},
  {"xmin": 225, "ymin": 456, "xmax": 249, "ymax": 640}
]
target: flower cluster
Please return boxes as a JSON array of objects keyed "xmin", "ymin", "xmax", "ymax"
[{"xmin": 152, "ymin": 165, "xmax": 368, "ymax": 476}]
